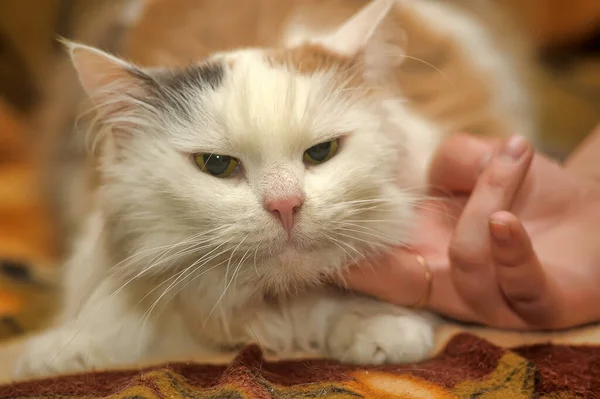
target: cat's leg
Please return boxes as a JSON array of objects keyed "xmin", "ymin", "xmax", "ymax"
[
  {"xmin": 13, "ymin": 278, "xmax": 186, "ymax": 378},
  {"xmin": 248, "ymin": 288, "xmax": 438, "ymax": 365},
  {"xmin": 322, "ymin": 295, "xmax": 437, "ymax": 364},
  {"xmin": 14, "ymin": 324, "xmax": 116, "ymax": 378}
]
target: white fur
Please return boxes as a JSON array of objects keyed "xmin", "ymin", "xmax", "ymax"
[{"xmin": 15, "ymin": 0, "xmax": 526, "ymax": 378}]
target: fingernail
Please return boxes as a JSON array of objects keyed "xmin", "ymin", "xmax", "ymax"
[
  {"xmin": 501, "ymin": 135, "xmax": 528, "ymax": 162},
  {"xmin": 489, "ymin": 220, "xmax": 512, "ymax": 242}
]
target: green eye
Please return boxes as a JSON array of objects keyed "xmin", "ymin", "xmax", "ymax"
[
  {"xmin": 194, "ymin": 153, "xmax": 240, "ymax": 178},
  {"xmin": 303, "ymin": 138, "xmax": 340, "ymax": 164}
]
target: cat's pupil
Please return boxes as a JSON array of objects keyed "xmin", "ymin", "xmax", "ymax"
[
  {"xmin": 307, "ymin": 142, "xmax": 331, "ymax": 162},
  {"xmin": 204, "ymin": 154, "xmax": 232, "ymax": 175}
]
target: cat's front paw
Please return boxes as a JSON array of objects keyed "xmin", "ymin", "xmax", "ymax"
[
  {"xmin": 327, "ymin": 311, "xmax": 434, "ymax": 365},
  {"xmin": 14, "ymin": 328, "xmax": 109, "ymax": 379}
]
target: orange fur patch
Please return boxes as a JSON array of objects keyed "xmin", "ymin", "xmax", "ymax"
[
  {"xmin": 268, "ymin": 44, "xmax": 353, "ymax": 75},
  {"xmin": 125, "ymin": 0, "xmax": 533, "ymax": 141},
  {"xmin": 267, "ymin": 44, "xmax": 370, "ymax": 96}
]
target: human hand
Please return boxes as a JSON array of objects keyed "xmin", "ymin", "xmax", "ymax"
[{"xmin": 343, "ymin": 133, "xmax": 600, "ymax": 330}]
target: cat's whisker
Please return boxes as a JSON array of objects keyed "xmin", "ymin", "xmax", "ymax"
[
  {"xmin": 243, "ymin": 322, "xmax": 268, "ymax": 366},
  {"xmin": 108, "ymin": 241, "xmax": 192, "ymax": 277},
  {"xmin": 107, "ymin": 236, "xmax": 221, "ymax": 297},
  {"xmin": 109, "ymin": 226, "xmax": 229, "ymax": 276},
  {"xmin": 166, "ymin": 236, "xmax": 240, "ymax": 286},
  {"xmin": 175, "ymin": 250, "xmax": 239, "ymax": 298},
  {"xmin": 130, "ymin": 266, "xmax": 196, "ymax": 361},
  {"xmin": 337, "ymin": 254, "xmax": 379, "ymax": 291},
  {"xmin": 410, "ymin": 203, "xmax": 460, "ymax": 222},
  {"xmin": 134, "ymin": 242, "xmax": 236, "ymax": 322},
  {"xmin": 223, "ymin": 235, "xmax": 249, "ymax": 293},
  {"xmin": 332, "ymin": 231, "xmax": 390, "ymax": 251},
  {"xmin": 351, "ymin": 204, "xmax": 392, "ymax": 214},
  {"xmin": 340, "ymin": 219, "xmax": 413, "ymax": 230},
  {"xmin": 232, "ymin": 245, "xmax": 255, "ymax": 298},
  {"xmin": 98, "ymin": 245, "xmax": 228, "ymax": 362},
  {"xmin": 137, "ymin": 244, "xmax": 233, "ymax": 315},
  {"xmin": 53, "ymin": 232, "xmax": 221, "ymax": 370},
  {"xmin": 132, "ymin": 236, "xmax": 230, "ymax": 276},
  {"xmin": 133, "ymin": 245, "xmax": 235, "ymax": 360},
  {"xmin": 333, "ymin": 198, "xmax": 394, "ymax": 206},
  {"xmin": 202, "ymin": 235, "xmax": 250, "ymax": 330},
  {"xmin": 323, "ymin": 233, "xmax": 363, "ymax": 266},
  {"xmin": 399, "ymin": 55, "xmax": 458, "ymax": 93},
  {"xmin": 93, "ymin": 235, "xmax": 231, "ymax": 341},
  {"xmin": 330, "ymin": 221, "xmax": 397, "ymax": 243},
  {"xmin": 252, "ymin": 244, "xmax": 261, "ymax": 277}
]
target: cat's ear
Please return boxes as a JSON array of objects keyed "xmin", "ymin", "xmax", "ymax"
[
  {"xmin": 319, "ymin": 0, "xmax": 396, "ymax": 56},
  {"xmin": 64, "ymin": 40, "xmax": 150, "ymax": 100}
]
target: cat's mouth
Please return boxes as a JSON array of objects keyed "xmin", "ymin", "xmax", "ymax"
[
  {"xmin": 252, "ymin": 233, "xmax": 331, "ymax": 263},
  {"xmin": 276, "ymin": 231, "xmax": 327, "ymax": 252}
]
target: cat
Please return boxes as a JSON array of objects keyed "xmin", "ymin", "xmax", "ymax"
[{"xmin": 15, "ymin": 0, "xmax": 537, "ymax": 378}]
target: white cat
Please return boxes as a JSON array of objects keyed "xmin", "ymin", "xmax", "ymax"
[{"xmin": 15, "ymin": 0, "xmax": 532, "ymax": 378}]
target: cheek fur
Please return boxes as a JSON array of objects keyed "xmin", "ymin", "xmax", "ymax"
[{"xmin": 300, "ymin": 126, "xmax": 416, "ymax": 250}]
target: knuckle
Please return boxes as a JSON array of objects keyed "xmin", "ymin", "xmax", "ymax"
[
  {"xmin": 497, "ymin": 250, "xmax": 531, "ymax": 268},
  {"xmin": 505, "ymin": 289, "xmax": 541, "ymax": 304},
  {"xmin": 481, "ymin": 165, "xmax": 513, "ymax": 190},
  {"xmin": 493, "ymin": 235, "xmax": 535, "ymax": 267}
]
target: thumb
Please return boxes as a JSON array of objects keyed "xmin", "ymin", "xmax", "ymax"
[{"xmin": 428, "ymin": 134, "xmax": 500, "ymax": 194}]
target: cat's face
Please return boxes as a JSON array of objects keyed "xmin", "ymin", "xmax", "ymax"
[{"xmin": 71, "ymin": 0, "xmax": 425, "ymax": 295}]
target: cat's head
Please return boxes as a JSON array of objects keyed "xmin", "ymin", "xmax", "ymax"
[{"xmin": 69, "ymin": 0, "xmax": 430, "ymax": 295}]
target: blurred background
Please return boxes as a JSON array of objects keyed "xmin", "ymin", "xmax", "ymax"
[{"xmin": 0, "ymin": 0, "xmax": 598, "ymax": 342}]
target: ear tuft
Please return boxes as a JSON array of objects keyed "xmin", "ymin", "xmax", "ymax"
[{"xmin": 64, "ymin": 40, "xmax": 138, "ymax": 97}]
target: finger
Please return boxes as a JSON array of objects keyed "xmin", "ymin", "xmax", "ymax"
[
  {"xmin": 449, "ymin": 135, "xmax": 534, "ymax": 323},
  {"xmin": 489, "ymin": 211, "xmax": 561, "ymax": 328},
  {"xmin": 343, "ymin": 249, "xmax": 476, "ymax": 322},
  {"xmin": 428, "ymin": 133, "xmax": 501, "ymax": 194},
  {"xmin": 342, "ymin": 250, "xmax": 432, "ymax": 307}
]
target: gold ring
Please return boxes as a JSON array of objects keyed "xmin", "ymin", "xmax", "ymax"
[{"xmin": 410, "ymin": 252, "xmax": 432, "ymax": 309}]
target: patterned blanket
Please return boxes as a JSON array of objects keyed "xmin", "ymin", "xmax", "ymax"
[{"xmin": 1, "ymin": 333, "xmax": 597, "ymax": 398}]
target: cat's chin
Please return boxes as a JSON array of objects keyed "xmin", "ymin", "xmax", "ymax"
[
  {"xmin": 274, "ymin": 244, "xmax": 303, "ymax": 266},
  {"xmin": 260, "ymin": 245, "xmax": 328, "ymax": 294}
]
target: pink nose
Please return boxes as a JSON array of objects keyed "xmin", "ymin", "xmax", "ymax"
[{"xmin": 265, "ymin": 196, "xmax": 303, "ymax": 237}]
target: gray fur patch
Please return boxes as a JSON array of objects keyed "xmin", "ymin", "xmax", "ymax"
[
  {"xmin": 126, "ymin": 62, "xmax": 225, "ymax": 118},
  {"xmin": 156, "ymin": 63, "xmax": 224, "ymax": 92}
]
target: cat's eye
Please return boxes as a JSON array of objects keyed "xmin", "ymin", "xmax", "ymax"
[
  {"xmin": 194, "ymin": 153, "xmax": 240, "ymax": 178},
  {"xmin": 303, "ymin": 138, "xmax": 340, "ymax": 165}
]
